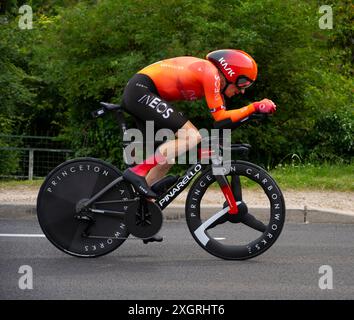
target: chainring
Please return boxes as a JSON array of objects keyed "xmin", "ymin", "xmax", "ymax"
[{"xmin": 124, "ymin": 200, "xmax": 163, "ymax": 239}]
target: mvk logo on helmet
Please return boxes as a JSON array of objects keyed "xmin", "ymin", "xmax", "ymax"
[{"xmin": 138, "ymin": 94, "xmax": 174, "ymax": 119}]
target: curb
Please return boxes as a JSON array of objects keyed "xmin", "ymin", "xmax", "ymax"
[{"xmin": 1, "ymin": 203, "xmax": 354, "ymax": 224}]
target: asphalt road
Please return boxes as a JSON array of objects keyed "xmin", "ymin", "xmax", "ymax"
[{"xmin": 0, "ymin": 217, "xmax": 353, "ymax": 300}]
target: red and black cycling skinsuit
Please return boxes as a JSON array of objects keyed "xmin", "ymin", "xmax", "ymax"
[{"xmin": 122, "ymin": 56, "xmax": 257, "ymax": 133}]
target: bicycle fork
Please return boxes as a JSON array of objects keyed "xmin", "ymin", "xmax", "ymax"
[{"xmin": 214, "ymin": 174, "xmax": 238, "ymax": 214}]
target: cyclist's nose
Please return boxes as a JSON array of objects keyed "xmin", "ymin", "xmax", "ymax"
[{"xmin": 234, "ymin": 88, "xmax": 245, "ymax": 95}]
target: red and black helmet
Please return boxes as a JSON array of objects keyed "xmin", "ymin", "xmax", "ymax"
[{"xmin": 206, "ymin": 49, "xmax": 258, "ymax": 89}]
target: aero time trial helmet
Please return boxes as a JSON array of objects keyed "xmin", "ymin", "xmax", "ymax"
[{"xmin": 206, "ymin": 49, "xmax": 258, "ymax": 89}]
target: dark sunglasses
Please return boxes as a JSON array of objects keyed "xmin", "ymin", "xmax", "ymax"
[{"xmin": 236, "ymin": 76, "xmax": 254, "ymax": 89}]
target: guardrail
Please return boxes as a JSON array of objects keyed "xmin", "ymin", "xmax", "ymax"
[{"xmin": 0, "ymin": 134, "xmax": 73, "ymax": 180}]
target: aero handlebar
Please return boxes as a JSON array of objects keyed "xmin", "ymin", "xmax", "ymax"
[{"xmin": 213, "ymin": 113, "xmax": 269, "ymax": 130}]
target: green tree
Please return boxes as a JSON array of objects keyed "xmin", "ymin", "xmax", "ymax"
[{"xmin": 1, "ymin": 0, "xmax": 352, "ymax": 170}]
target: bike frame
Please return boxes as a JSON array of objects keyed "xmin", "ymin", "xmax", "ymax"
[
  {"xmin": 156, "ymin": 162, "xmax": 203, "ymax": 210},
  {"xmin": 157, "ymin": 162, "xmax": 238, "ymax": 213},
  {"xmin": 79, "ymin": 161, "xmax": 238, "ymax": 218}
]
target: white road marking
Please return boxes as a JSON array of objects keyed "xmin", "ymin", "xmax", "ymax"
[
  {"xmin": 0, "ymin": 234, "xmax": 45, "ymax": 238},
  {"xmin": 214, "ymin": 237, "xmax": 226, "ymax": 240}
]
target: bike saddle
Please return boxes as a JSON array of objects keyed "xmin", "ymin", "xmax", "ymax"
[{"xmin": 122, "ymin": 169, "xmax": 157, "ymax": 198}]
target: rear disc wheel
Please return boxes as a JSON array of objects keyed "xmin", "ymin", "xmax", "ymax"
[{"xmin": 37, "ymin": 158, "xmax": 134, "ymax": 258}]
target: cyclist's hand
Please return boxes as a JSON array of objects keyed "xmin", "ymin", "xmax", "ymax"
[{"xmin": 253, "ymin": 99, "xmax": 277, "ymax": 114}]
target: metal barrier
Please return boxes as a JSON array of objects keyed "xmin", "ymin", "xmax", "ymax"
[{"xmin": 0, "ymin": 134, "xmax": 73, "ymax": 180}]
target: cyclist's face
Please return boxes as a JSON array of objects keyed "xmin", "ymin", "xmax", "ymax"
[
  {"xmin": 225, "ymin": 84, "xmax": 245, "ymax": 97},
  {"xmin": 235, "ymin": 87, "xmax": 246, "ymax": 95}
]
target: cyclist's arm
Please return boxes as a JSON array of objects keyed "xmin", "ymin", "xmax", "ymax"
[
  {"xmin": 210, "ymin": 104, "xmax": 256, "ymax": 123},
  {"xmin": 203, "ymin": 72, "xmax": 256, "ymax": 123}
]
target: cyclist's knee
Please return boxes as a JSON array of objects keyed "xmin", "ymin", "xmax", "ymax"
[
  {"xmin": 186, "ymin": 129, "xmax": 202, "ymax": 149},
  {"xmin": 177, "ymin": 122, "xmax": 202, "ymax": 148}
]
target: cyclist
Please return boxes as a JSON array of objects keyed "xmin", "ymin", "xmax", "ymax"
[{"xmin": 122, "ymin": 49, "xmax": 276, "ymax": 243}]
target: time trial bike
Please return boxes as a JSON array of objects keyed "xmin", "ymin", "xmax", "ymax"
[{"xmin": 37, "ymin": 102, "xmax": 286, "ymax": 260}]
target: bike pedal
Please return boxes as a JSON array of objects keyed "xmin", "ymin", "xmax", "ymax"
[
  {"xmin": 143, "ymin": 234, "xmax": 163, "ymax": 244},
  {"xmin": 151, "ymin": 175, "xmax": 179, "ymax": 195}
]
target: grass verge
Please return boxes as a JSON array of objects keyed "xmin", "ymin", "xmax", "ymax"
[
  {"xmin": 0, "ymin": 179, "xmax": 44, "ymax": 189},
  {"xmin": 270, "ymin": 163, "xmax": 353, "ymax": 192}
]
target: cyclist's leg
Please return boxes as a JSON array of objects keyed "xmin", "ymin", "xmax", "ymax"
[
  {"xmin": 158, "ymin": 120, "xmax": 201, "ymax": 160},
  {"xmin": 145, "ymin": 163, "xmax": 174, "ymax": 186},
  {"xmin": 132, "ymin": 116, "xmax": 174, "ymax": 186},
  {"xmin": 134, "ymin": 109, "xmax": 201, "ymax": 186},
  {"xmin": 146, "ymin": 121, "xmax": 201, "ymax": 186}
]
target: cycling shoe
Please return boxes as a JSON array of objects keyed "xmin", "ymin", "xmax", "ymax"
[
  {"xmin": 123, "ymin": 169, "xmax": 157, "ymax": 198},
  {"xmin": 143, "ymin": 234, "xmax": 163, "ymax": 244}
]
